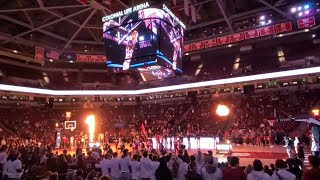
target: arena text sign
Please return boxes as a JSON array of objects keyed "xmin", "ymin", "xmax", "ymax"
[{"xmin": 101, "ymin": 2, "xmax": 150, "ymax": 22}]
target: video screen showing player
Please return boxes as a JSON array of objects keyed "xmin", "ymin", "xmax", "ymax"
[{"xmin": 103, "ymin": 8, "xmax": 183, "ymax": 72}]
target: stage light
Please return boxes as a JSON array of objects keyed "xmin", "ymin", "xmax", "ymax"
[
  {"xmin": 55, "ymin": 123, "xmax": 59, "ymax": 127},
  {"xmin": 298, "ymin": 6, "xmax": 302, "ymax": 11},
  {"xmin": 139, "ymin": 36, "xmax": 144, "ymax": 41},
  {"xmin": 226, "ymin": 140, "xmax": 231, "ymax": 144},
  {"xmin": 85, "ymin": 115, "xmax": 95, "ymax": 142},
  {"xmin": 260, "ymin": 16, "xmax": 265, "ymax": 20},
  {"xmin": 312, "ymin": 109, "xmax": 320, "ymax": 116},
  {"xmin": 279, "ymin": 34, "xmax": 283, "ymax": 37},
  {"xmin": 304, "ymin": 4, "xmax": 310, "ymax": 9},
  {"xmin": 260, "ymin": 21, "xmax": 266, "ymax": 25},
  {"xmin": 305, "ymin": 10, "xmax": 310, "ymax": 15},
  {"xmin": 298, "ymin": 12, "xmax": 303, "ymax": 16},
  {"xmin": 216, "ymin": 104, "xmax": 230, "ymax": 117},
  {"xmin": 268, "ymin": 20, "xmax": 272, "ymax": 24},
  {"xmin": 312, "ymin": 34, "xmax": 316, "ymax": 38},
  {"xmin": 228, "ymin": 44, "xmax": 232, "ymax": 47},
  {"xmin": 12, "ymin": 50, "xmax": 18, "ymax": 53},
  {"xmin": 69, "ymin": 61, "xmax": 73, "ymax": 63},
  {"xmin": 291, "ymin": 7, "xmax": 297, "ymax": 13},
  {"xmin": 304, "ymin": 29, "xmax": 310, "ymax": 32},
  {"xmin": 66, "ymin": 112, "xmax": 71, "ymax": 118},
  {"xmin": 49, "ymin": 59, "xmax": 53, "ymax": 62}
]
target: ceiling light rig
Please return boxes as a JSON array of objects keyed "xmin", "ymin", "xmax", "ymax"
[
  {"xmin": 290, "ymin": 3, "xmax": 312, "ymax": 17},
  {"xmin": 258, "ymin": 15, "xmax": 272, "ymax": 26}
]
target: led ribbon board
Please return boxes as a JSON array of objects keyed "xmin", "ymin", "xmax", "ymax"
[{"xmin": 1, "ymin": 66, "xmax": 320, "ymax": 95}]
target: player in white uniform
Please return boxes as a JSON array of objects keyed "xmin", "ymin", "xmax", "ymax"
[{"xmin": 123, "ymin": 31, "xmax": 139, "ymax": 70}]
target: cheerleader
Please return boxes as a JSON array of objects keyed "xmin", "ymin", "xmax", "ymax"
[
  {"xmin": 119, "ymin": 138, "xmax": 125, "ymax": 152},
  {"xmin": 156, "ymin": 134, "xmax": 160, "ymax": 150},
  {"xmin": 169, "ymin": 136, "xmax": 173, "ymax": 151},
  {"xmin": 114, "ymin": 136, "xmax": 119, "ymax": 151},
  {"xmin": 174, "ymin": 136, "xmax": 178, "ymax": 154}
]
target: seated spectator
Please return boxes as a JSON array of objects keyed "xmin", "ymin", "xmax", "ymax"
[
  {"xmin": 247, "ymin": 159, "xmax": 271, "ymax": 180},
  {"xmin": 302, "ymin": 155, "xmax": 320, "ymax": 180},
  {"xmin": 223, "ymin": 156, "xmax": 246, "ymax": 180},
  {"xmin": 271, "ymin": 159, "xmax": 296, "ymax": 180}
]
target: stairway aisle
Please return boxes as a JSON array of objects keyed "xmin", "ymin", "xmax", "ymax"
[{"xmin": 303, "ymin": 147, "xmax": 312, "ymax": 169}]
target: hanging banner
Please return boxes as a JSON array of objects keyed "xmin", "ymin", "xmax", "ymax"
[
  {"xmin": 217, "ymin": 35, "xmax": 231, "ymax": 45},
  {"xmin": 192, "ymin": 41, "xmax": 205, "ymax": 50},
  {"xmin": 183, "ymin": 44, "xmax": 193, "ymax": 52},
  {"xmin": 184, "ymin": 0, "xmax": 189, "ymax": 16},
  {"xmin": 259, "ymin": 25, "xmax": 275, "ymax": 36},
  {"xmin": 231, "ymin": 32, "xmax": 244, "ymax": 43},
  {"xmin": 45, "ymin": 50, "xmax": 59, "ymax": 60},
  {"xmin": 244, "ymin": 29, "xmax": 259, "ymax": 39},
  {"xmin": 35, "ymin": 46, "xmax": 44, "ymax": 61},
  {"xmin": 297, "ymin": 16, "xmax": 316, "ymax": 28},
  {"xmin": 275, "ymin": 22, "xmax": 292, "ymax": 33},
  {"xmin": 191, "ymin": 5, "xmax": 196, "ymax": 23},
  {"xmin": 205, "ymin": 38, "xmax": 217, "ymax": 48}
]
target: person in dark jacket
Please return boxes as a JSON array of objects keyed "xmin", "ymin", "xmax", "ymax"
[
  {"xmin": 186, "ymin": 161, "xmax": 202, "ymax": 180},
  {"xmin": 47, "ymin": 153, "xmax": 57, "ymax": 173},
  {"xmin": 57, "ymin": 154, "xmax": 69, "ymax": 180},
  {"xmin": 155, "ymin": 158, "xmax": 173, "ymax": 180},
  {"xmin": 297, "ymin": 143, "xmax": 305, "ymax": 163},
  {"xmin": 302, "ymin": 155, "xmax": 320, "ymax": 180},
  {"xmin": 286, "ymin": 153, "xmax": 303, "ymax": 179}
]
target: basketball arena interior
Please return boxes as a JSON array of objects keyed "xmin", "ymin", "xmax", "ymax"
[{"xmin": 0, "ymin": 0, "xmax": 320, "ymax": 179}]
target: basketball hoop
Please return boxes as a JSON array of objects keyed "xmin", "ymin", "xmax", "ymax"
[{"xmin": 65, "ymin": 121, "xmax": 76, "ymax": 130}]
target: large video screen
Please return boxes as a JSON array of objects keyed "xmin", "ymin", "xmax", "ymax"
[{"xmin": 103, "ymin": 7, "xmax": 184, "ymax": 72}]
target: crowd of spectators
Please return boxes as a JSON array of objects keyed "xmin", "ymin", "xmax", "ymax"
[
  {"xmin": 0, "ymin": 143, "xmax": 319, "ymax": 180},
  {"xmin": 0, "ymin": 86, "xmax": 319, "ymax": 179},
  {"xmin": 0, "ymin": 87, "xmax": 319, "ymax": 148}
]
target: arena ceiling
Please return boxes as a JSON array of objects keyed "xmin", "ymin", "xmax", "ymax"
[{"xmin": 0, "ymin": 0, "xmax": 307, "ymax": 57}]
